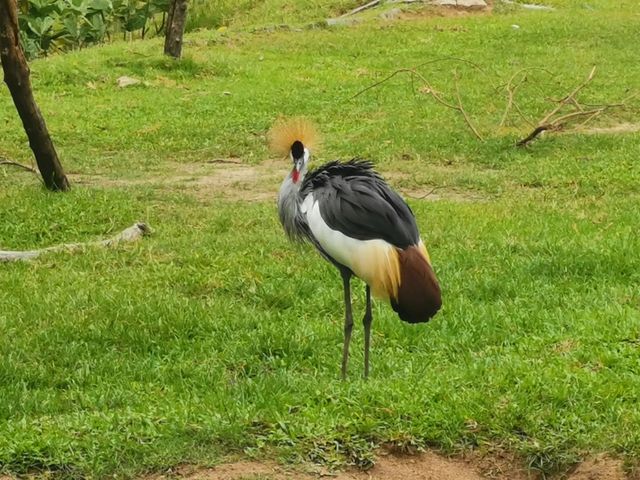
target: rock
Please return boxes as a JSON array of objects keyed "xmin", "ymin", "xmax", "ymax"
[
  {"xmin": 380, "ymin": 8, "xmax": 403, "ymax": 20},
  {"xmin": 326, "ymin": 17, "xmax": 360, "ymax": 26},
  {"xmin": 431, "ymin": 0, "xmax": 488, "ymax": 9},
  {"xmin": 116, "ymin": 76, "xmax": 141, "ymax": 88}
]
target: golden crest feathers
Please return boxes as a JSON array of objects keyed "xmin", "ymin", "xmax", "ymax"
[{"xmin": 268, "ymin": 117, "xmax": 320, "ymax": 157}]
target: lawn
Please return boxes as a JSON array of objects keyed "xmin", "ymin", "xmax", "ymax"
[{"xmin": 1, "ymin": 0, "xmax": 640, "ymax": 478}]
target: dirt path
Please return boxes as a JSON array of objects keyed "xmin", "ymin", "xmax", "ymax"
[
  {"xmin": 150, "ymin": 451, "xmax": 628, "ymax": 480},
  {"xmin": 72, "ymin": 159, "xmax": 483, "ymax": 204}
]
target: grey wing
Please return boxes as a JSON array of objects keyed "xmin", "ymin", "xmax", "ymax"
[{"xmin": 313, "ymin": 175, "xmax": 420, "ymax": 249}]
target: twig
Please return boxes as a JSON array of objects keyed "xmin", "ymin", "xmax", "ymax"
[
  {"xmin": 454, "ymin": 70, "xmax": 484, "ymax": 141},
  {"xmin": 0, "ymin": 159, "xmax": 38, "ymax": 174},
  {"xmin": 407, "ymin": 186, "xmax": 440, "ymax": 199},
  {"xmin": 351, "ymin": 67, "xmax": 418, "ymax": 100},
  {"xmin": 516, "ymin": 66, "xmax": 609, "ymax": 146},
  {"xmin": 516, "ymin": 106, "xmax": 618, "ymax": 146},
  {"xmin": 351, "ymin": 56, "xmax": 486, "ymax": 100},
  {"xmin": 513, "ymin": 102, "xmax": 535, "ymax": 128},
  {"xmin": 0, "ymin": 223, "xmax": 152, "ymax": 263},
  {"xmin": 539, "ymin": 66, "xmax": 596, "ymax": 125},
  {"xmin": 351, "ymin": 61, "xmax": 485, "ymax": 140},
  {"xmin": 340, "ymin": 0, "xmax": 380, "ymax": 17},
  {"xmin": 498, "ymin": 68, "xmax": 555, "ymax": 127},
  {"xmin": 576, "ymin": 109, "xmax": 605, "ymax": 128},
  {"xmin": 207, "ymin": 159, "xmax": 244, "ymax": 165},
  {"xmin": 500, "ymin": 72, "xmax": 525, "ymax": 127}
]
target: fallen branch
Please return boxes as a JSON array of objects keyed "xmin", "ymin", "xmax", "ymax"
[
  {"xmin": 498, "ymin": 68, "xmax": 557, "ymax": 127},
  {"xmin": 407, "ymin": 186, "xmax": 441, "ymax": 199},
  {"xmin": 540, "ymin": 66, "xmax": 597, "ymax": 125},
  {"xmin": 340, "ymin": 0, "xmax": 380, "ymax": 17},
  {"xmin": 515, "ymin": 66, "xmax": 633, "ymax": 146},
  {"xmin": 454, "ymin": 70, "xmax": 484, "ymax": 141},
  {"xmin": 0, "ymin": 158, "xmax": 38, "ymax": 174},
  {"xmin": 353, "ymin": 61, "xmax": 635, "ymax": 147},
  {"xmin": 351, "ymin": 56, "xmax": 485, "ymax": 100},
  {"xmin": 352, "ymin": 59, "xmax": 485, "ymax": 140},
  {"xmin": 0, "ymin": 222, "xmax": 152, "ymax": 263}
]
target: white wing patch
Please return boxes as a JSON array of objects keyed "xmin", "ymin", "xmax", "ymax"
[{"xmin": 302, "ymin": 194, "xmax": 401, "ymax": 299}]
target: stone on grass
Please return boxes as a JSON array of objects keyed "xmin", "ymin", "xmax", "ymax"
[{"xmin": 432, "ymin": 0, "xmax": 488, "ymax": 9}]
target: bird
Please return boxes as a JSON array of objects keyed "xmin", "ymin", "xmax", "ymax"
[{"xmin": 271, "ymin": 118, "xmax": 441, "ymax": 379}]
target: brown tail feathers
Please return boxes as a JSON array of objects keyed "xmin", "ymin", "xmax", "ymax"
[{"xmin": 390, "ymin": 245, "xmax": 442, "ymax": 324}]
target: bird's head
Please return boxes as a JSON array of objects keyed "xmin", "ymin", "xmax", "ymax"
[
  {"xmin": 268, "ymin": 117, "xmax": 319, "ymax": 185},
  {"xmin": 289, "ymin": 140, "xmax": 310, "ymax": 183}
]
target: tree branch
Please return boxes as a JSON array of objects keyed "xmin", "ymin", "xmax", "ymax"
[
  {"xmin": 0, "ymin": 223, "xmax": 152, "ymax": 263},
  {"xmin": 340, "ymin": 0, "xmax": 380, "ymax": 17},
  {"xmin": 514, "ymin": 66, "xmax": 631, "ymax": 147},
  {"xmin": 454, "ymin": 70, "xmax": 484, "ymax": 141},
  {"xmin": 0, "ymin": 159, "xmax": 38, "ymax": 173},
  {"xmin": 351, "ymin": 60, "xmax": 485, "ymax": 140}
]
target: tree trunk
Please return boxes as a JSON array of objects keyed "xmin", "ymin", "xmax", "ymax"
[
  {"xmin": 163, "ymin": 0, "xmax": 188, "ymax": 59},
  {"xmin": 0, "ymin": 0, "xmax": 70, "ymax": 191}
]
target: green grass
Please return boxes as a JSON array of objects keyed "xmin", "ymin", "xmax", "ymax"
[
  {"xmin": 1, "ymin": 0, "xmax": 640, "ymax": 478},
  {"xmin": 187, "ymin": 0, "xmax": 361, "ymax": 30}
]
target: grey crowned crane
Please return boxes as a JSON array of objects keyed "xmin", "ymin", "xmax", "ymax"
[{"xmin": 271, "ymin": 118, "xmax": 441, "ymax": 379}]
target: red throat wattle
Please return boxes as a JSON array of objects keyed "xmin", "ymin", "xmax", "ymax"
[{"xmin": 292, "ymin": 169, "xmax": 300, "ymax": 183}]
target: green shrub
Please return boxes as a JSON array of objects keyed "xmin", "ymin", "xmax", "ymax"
[{"xmin": 17, "ymin": 0, "xmax": 169, "ymax": 58}]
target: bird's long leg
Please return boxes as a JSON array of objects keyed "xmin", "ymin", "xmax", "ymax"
[
  {"xmin": 362, "ymin": 285, "xmax": 372, "ymax": 379},
  {"xmin": 341, "ymin": 271, "xmax": 354, "ymax": 380}
]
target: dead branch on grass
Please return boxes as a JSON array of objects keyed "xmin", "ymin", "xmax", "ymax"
[
  {"xmin": 352, "ymin": 59, "xmax": 485, "ymax": 140},
  {"xmin": 406, "ymin": 186, "xmax": 441, "ymax": 199},
  {"xmin": 498, "ymin": 67, "xmax": 557, "ymax": 128},
  {"xmin": 454, "ymin": 70, "xmax": 484, "ymax": 140},
  {"xmin": 0, "ymin": 223, "xmax": 152, "ymax": 263},
  {"xmin": 0, "ymin": 158, "xmax": 38, "ymax": 174},
  {"xmin": 341, "ymin": 0, "xmax": 380, "ymax": 17},
  {"xmin": 353, "ymin": 61, "xmax": 636, "ymax": 148},
  {"xmin": 516, "ymin": 67, "xmax": 634, "ymax": 146}
]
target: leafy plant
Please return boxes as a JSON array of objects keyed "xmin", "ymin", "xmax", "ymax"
[{"xmin": 16, "ymin": 0, "xmax": 169, "ymax": 58}]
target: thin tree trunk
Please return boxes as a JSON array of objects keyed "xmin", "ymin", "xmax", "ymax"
[
  {"xmin": 0, "ymin": 0, "xmax": 70, "ymax": 191},
  {"xmin": 163, "ymin": 0, "xmax": 188, "ymax": 59}
]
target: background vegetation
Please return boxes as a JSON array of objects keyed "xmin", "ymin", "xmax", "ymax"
[
  {"xmin": 1, "ymin": 0, "xmax": 639, "ymax": 478},
  {"xmin": 17, "ymin": 0, "xmax": 170, "ymax": 58}
]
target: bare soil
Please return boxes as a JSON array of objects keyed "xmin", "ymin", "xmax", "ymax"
[
  {"xmin": 572, "ymin": 123, "xmax": 640, "ymax": 135},
  {"xmin": 147, "ymin": 451, "xmax": 628, "ymax": 480},
  {"xmin": 567, "ymin": 455, "xmax": 628, "ymax": 480},
  {"xmin": 72, "ymin": 160, "xmax": 482, "ymax": 204}
]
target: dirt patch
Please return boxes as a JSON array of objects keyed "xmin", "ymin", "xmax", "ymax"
[
  {"xmin": 572, "ymin": 123, "xmax": 640, "ymax": 135},
  {"xmin": 72, "ymin": 159, "xmax": 287, "ymax": 202},
  {"xmin": 146, "ymin": 452, "xmax": 631, "ymax": 480},
  {"xmin": 151, "ymin": 451, "xmax": 523, "ymax": 480},
  {"xmin": 72, "ymin": 160, "xmax": 481, "ymax": 204},
  {"xmin": 345, "ymin": 451, "xmax": 513, "ymax": 480},
  {"xmin": 399, "ymin": 1, "xmax": 493, "ymax": 21},
  {"xmin": 464, "ymin": 449, "xmax": 532, "ymax": 479},
  {"xmin": 568, "ymin": 455, "xmax": 626, "ymax": 480}
]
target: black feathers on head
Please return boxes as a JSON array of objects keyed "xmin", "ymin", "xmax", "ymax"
[{"xmin": 291, "ymin": 141, "xmax": 305, "ymax": 160}]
